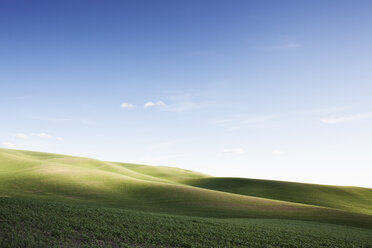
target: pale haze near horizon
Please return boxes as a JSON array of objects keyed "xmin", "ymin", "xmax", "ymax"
[{"xmin": 1, "ymin": 0, "xmax": 372, "ymax": 188}]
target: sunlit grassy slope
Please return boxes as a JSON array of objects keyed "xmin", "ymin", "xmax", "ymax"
[{"xmin": 1, "ymin": 148, "xmax": 372, "ymax": 229}]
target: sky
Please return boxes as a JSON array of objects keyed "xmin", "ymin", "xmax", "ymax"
[{"xmin": 1, "ymin": 0, "xmax": 372, "ymax": 187}]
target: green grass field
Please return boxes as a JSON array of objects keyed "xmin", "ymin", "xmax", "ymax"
[
  {"xmin": 1, "ymin": 197, "xmax": 372, "ymax": 248},
  {"xmin": 1, "ymin": 148, "xmax": 372, "ymax": 247}
]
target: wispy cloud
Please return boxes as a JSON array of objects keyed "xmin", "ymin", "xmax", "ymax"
[
  {"xmin": 31, "ymin": 133, "xmax": 52, "ymax": 139},
  {"xmin": 15, "ymin": 132, "xmax": 62, "ymax": 141},
  {"xmin": 164, "ymin": 102, "xmax": 200, "ymax": 113},
  {"xmin": 308, "ymin": 105, "xmax": 354, "ymax": 115},
  {"xmin": 144, "ymin": 101, "xmax": 166, "ymax": 109},
  {"xmin": 211, "ymin": 104, "xmax": 359, "ymax": 131},
  {"xmin": 14, "ymin": 133, "xmax": 28, "ymax": 139},
  {"xmin": 138, "ymin": 91, "xmax": 208, "ymax": 113},
  {"xmin": 212, "ymin": 114, "xmax": 282, "ymax": 131},
  {"xmin": 223, "ymin": 148, "xmax": 245, "ymax": 155},
  {"xmin": 29, "ymin": 115, "xmax": 93, "ymax": 125},
  {"xmin": 321, "ymin": 112, "xmax": 372, "ymax": 124},
  {"xmin": 120, "ymin": 102, "xmax": 135, "ymax": 109},
  {"xmin": 3, "ymin": 132, "xmax": 63, "ymax": 151},
  {"xmin": 164, "ymin": 92, "xmax": 210, "ymax": 113},
  {"xmin": 1, "ymin": 142, "xmax": 16, "ymax": 149}
]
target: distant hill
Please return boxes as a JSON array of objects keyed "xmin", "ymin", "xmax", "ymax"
[
  {"xmin": 1, "ymin": 148, "xmax": 372, "ymax": 229},
  {"xmin": 184, "ymin": 177, "xmax": 372, "ymax": 215}
]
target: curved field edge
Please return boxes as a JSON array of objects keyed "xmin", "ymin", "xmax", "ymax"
[
  {"xmin": 1, "ymin": 148, "xmax": 372, "ymax": 229},
  {"xmin": 1, "ymin": 197, "xmax": 372, "ymax": 248}
]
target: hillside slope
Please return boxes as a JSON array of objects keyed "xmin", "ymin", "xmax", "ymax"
[
  {"xmin": 1, "ymin": 148, "xmax": 372, "ymax": 229},
  {"xmin": 184, "ymin": 178, "xmax": 372, "ymax": 215}
]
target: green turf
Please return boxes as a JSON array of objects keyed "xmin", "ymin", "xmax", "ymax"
[
  {"xmin": 1, "ymin": 197, "xmax": 372, "ymax": 248},
  {"xmin": 1, "ymin": 148, "xmax": 372, "ymax": 233}
]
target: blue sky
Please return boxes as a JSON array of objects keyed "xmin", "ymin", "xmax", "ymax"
[{"xmin": 1, "ymin": 0, "xmax": 372, "ymax": 187}]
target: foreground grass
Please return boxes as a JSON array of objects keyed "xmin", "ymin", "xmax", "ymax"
[{"xmin": 1, "ymin": 197, "xmax": 372, "ymax": 248}]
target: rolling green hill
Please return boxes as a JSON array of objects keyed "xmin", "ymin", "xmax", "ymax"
[
  {"xmin": 184, "ymin": 177, "xmax": 372, "ymax": 215},
  {"xmin": 1, "ymin": 148, "xmax": 372, "ymax": 230}
]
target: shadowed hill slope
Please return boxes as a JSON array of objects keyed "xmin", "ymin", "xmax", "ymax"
[
  {"xmin": 1, "ymin": 148, "xmax": 372, "ymax": 229},
  {"xmin": 184, "ymin": 177, "xmax": 372, "ymax": 215}
]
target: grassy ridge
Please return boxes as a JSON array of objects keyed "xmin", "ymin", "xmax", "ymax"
[
  {"xmin": 1, "ymin": 197, "xmax": 372, "ymax": 248},
  {"xmin": 114, "ymin": 162, "xmax": 209, "ymax": 183},
  {"xmin": 1, "ymin": 148, "xmax": 372, "ymax": 229},
  {"xmin": 184, "ymin": 177, "xmax": 372, "ymax": 215}
]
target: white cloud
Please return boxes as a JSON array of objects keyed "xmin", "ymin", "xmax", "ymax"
[
  {"xmin": 144, "ymin": 101, "xmax": 166, "ymax": 109},
  {"xmin": 223, "ymin": 148, "xmax": 245, "ymax": 155},
  {"xmin": 1, "ymin": 142, "xmax": 16, "ymax": 149},
  {"xmin": 15, "ymin": 133, "xmax": 28, "ymax": 139},
  {"xmin": 144, "ymin": 102, "xmax": 155, "ymax": 108},
  {"xmin": 321, "ymin": 112, "xmax": 372, "ymax": 124},
  {"xmin": 56, "ymin": 137, "xmax": 64, "ymax": 141},
  {"xmin": 144, "ymin": 93, "xmax": 205, "ymax": 113},
  {"xmin": 31, "ymin": 133, "xmax": 52, "ymax": 139},
  {"xmin": 273, "ymin": 150, "xmax": 284, "ymax": 155},
  {"xmin": 120, "ymin": 102, "xmax": 135, "ymax": 109}
]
